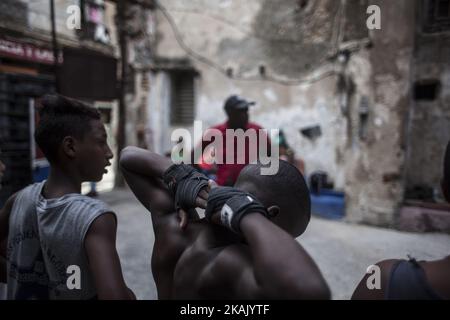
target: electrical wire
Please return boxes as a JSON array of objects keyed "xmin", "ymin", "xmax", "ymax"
[
  {"xmin": 165, "ymin": 7, "xmax": 313, "ymax": 44},
  {"xmin": 154, "ymin": 0, "xmax": 350, "ymax": 86}
]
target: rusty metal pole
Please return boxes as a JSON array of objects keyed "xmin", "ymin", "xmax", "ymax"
[
  {"xmin": 115, "ymin": 0, "xmax": 128, "ymax": 187},
  {"xmin": 50, "ymin": 0, "xmax": 60, "ymax": 92}
]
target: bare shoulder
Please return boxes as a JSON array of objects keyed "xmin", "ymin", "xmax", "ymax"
[
  {"xmin": 351, "ymin": 259, "xmax": 400, "ymax": 300},
  {"xmin": 87, "ymin": 213, "xmax": 117, "ymax": 232},
  {"xmin": 0, "ymin": 192, "xmax": 18, "ymax": 216}
]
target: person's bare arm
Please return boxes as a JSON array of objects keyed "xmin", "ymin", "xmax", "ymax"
[
  {"xmin": 0, "ymin": 193, "xmax": 17, "ymax": 283},
  {"xmin": 0, "ymin": 255, "xmax": 6, "ymax": 283},
  {"xmin": 0, "ymin": 160, "xmax": 5, "ymax": 180},
  {"xmin": 84, "ymin": 213, "xmax": 135, "ymax": 300},
  {"xmin": 119, "ymin": 147, "xmax": 208, "ymax": 229},
  {"xmin": 237, "ymin": 213, "xmax": 330, "ymax": 299},
  {"xmin": 204, "ymin": 186, "xmax": 329, "ymax": 300},
  {"xmin": 351, "ymin": 259, "xmax": 397, "ymax": 300},
  {"xmin": 120, "ymin": 147, "xmax": 174, "ymax": 216}
]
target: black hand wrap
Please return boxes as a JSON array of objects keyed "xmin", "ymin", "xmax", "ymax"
[
  {"xmin": 162, "ymin": 164, "xmax": 209, "ymax": 209},
  {"xmin": 205, "ymin": 187, "xmax": 268, "ymax": 233}
]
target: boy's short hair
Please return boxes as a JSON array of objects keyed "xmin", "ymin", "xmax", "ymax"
[
  {"xmin": 34, "ymin": 95, "xmax": 101, "ymax": 163},
  {"xmin": 237, "ymin": 160, "xmax": 311, "ymax": 236}
]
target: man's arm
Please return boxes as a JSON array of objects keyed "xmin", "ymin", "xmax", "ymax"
[
  {"xmin": 237, "ymin": 213, "xmax": 330, "ymax": 299},
  {"xmin": 120, "ymin": 147, "xmax": 174, "ymax": 219},
  {"xmin": 0, "ymin": 193, "xmax": 17, "ymax": 283},
  {"xmin": 204, "ymin": 188, "xmax": 329, "ymax": 299},
  {"xmin": 119, "ymin": 147, "xmax": 208, "ymax": 229},
  {"xmin": 84, "ymin": 213, "xmax": 135, "ymax": 300}
]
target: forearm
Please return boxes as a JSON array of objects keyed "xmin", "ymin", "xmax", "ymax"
[
  {"xmin": 240, "ymin": 213, "xmax": 330, "ymax": 299},
  {"xmin": 120, "ymin": 147, "xmax": 172, "ymax": 180},
  {"xmin": 127, "ymin": 287, "xmax": 136, "ymax": 300},
  {"xmin": 0, "ymin": 255, "xmax": 6, "ymax": 283}
]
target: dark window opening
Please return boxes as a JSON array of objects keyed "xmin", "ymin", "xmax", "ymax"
[
  {"xmin": 359, "ymin": 96, "xmax": 370, "ymax": 141},
  {"xmin": 423, "ymin": 0, "xmax": 450, "ymax": 32},
  {"xmin": 437, "ymin": 0, "xmax": 450, "ymax": 18},
  {"xmin": 170, "ymin": 71, "xmax": 195, "ymax": 126},
  {"xmin": 226, "ymin": 67, "xmax": 233, "ymax": 78},
  {"xmin": 300, "ymin": 125, "xmax": 322, "ymax": 141},
  {"xmin": 414, "ymin": 80, "xmax": 441, "ymax": 101},
  {"xmin": 259, "ymin": 65, "xmax": 266, "ymax": 77},
  {"xmin": 296, "ymin": 0, "xmax": 309, "ymax": 11}
]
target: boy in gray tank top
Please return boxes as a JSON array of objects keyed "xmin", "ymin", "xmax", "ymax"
[{"xmin": 0, "ymin": 95, "xmax": 135, "ymax": 300}]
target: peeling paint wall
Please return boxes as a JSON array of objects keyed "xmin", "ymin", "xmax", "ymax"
[
  {"xmin": 118, "ymin": 4, "xmax": 156, "ymax": 149},
  {"xmin": 404, "ymin": 3, "xmax": 450, "ymax": 200},
  {"xmin": 154, "ymin": 0, "xmax": 347, "ymax": 184},
  {"xmin": 152, "ymin": 0, "xmax": 418, "ymax": 226},
  {"xmin": 344, "ymin": 0, "xmax": 415, "ymax": 226}
]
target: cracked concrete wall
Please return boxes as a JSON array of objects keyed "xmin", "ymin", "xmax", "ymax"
[
  {"xmin": 344, "ymin": 0, "xmax": 415, "ymax": 226},
  {"xmin": 153, "ymin": 0, "xmax": 417, "ymax": 226},
  {"xmin": 404, "ymin": 6, "xmax": 450, "ymax": 200},
  {"xmin": 154, "ymin": 0, "xmax": 347, "ymax": 186}
]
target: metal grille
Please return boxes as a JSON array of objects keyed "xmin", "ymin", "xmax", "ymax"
[
  {"xmin": 170, "ymin": 71, "xmax": 195, "ymax": 126},
  {"xmin": 0, "ymin": 73, "xmax": 54, "ymax": 206}
]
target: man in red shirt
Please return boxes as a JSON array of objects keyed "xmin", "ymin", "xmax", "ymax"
[{"xmin": 193, "ymin": 95, "xmax": 271, "ymax": 186}]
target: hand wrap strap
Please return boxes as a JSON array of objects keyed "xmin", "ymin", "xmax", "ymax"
[
  {"xmin": 162, "ymin": 164, "xmax": 209, "ymax": 209},
  {"xmin": 205, "ymin": 187, "xmax": 268, "ymax": 233}
]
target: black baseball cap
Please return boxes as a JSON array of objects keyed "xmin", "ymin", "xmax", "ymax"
[{"xmin": 224, "ymin": 95, "xmax": 256, "ymax": 111}]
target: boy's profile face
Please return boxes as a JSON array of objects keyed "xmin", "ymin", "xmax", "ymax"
[{"xmin": 75, "ymin": 119, "xmax": 113, "ymax": 182}]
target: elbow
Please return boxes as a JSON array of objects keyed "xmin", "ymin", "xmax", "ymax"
[
  {"xmin": 97, "ymin": 286, "xmax": 136, "ymax": 300},
  {"xmin": 119, "ymin": 146, "xmax": 139, "ymax": 170},
  {"xmin": 306, "ymin": 281, "xmax": 331, "ymax": 300},
  {"xmin": 283, "ymin": 278, "xmax": 331, "ymax": 300}
]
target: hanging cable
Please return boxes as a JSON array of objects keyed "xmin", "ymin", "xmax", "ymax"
[{"xmin": 154, "ymin": 0, "xmax": 341, "ymax": 86}]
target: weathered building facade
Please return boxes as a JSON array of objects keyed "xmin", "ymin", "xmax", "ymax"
[
  {"xmin": 0, "ymin": 0, "xmax": 120, "ymax": 202},
  {"xmin": 146, "ymin": 0, "xmax": 450, "ymax": 230}
]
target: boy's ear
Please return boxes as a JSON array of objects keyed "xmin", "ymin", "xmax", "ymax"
[
  {"xmin": 267, "ymin": 205, "xmax": 280, "ymax": 219},
  {"xmin": 62, "ymin": 136, "xmax": 77, "ymax": 159}
]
